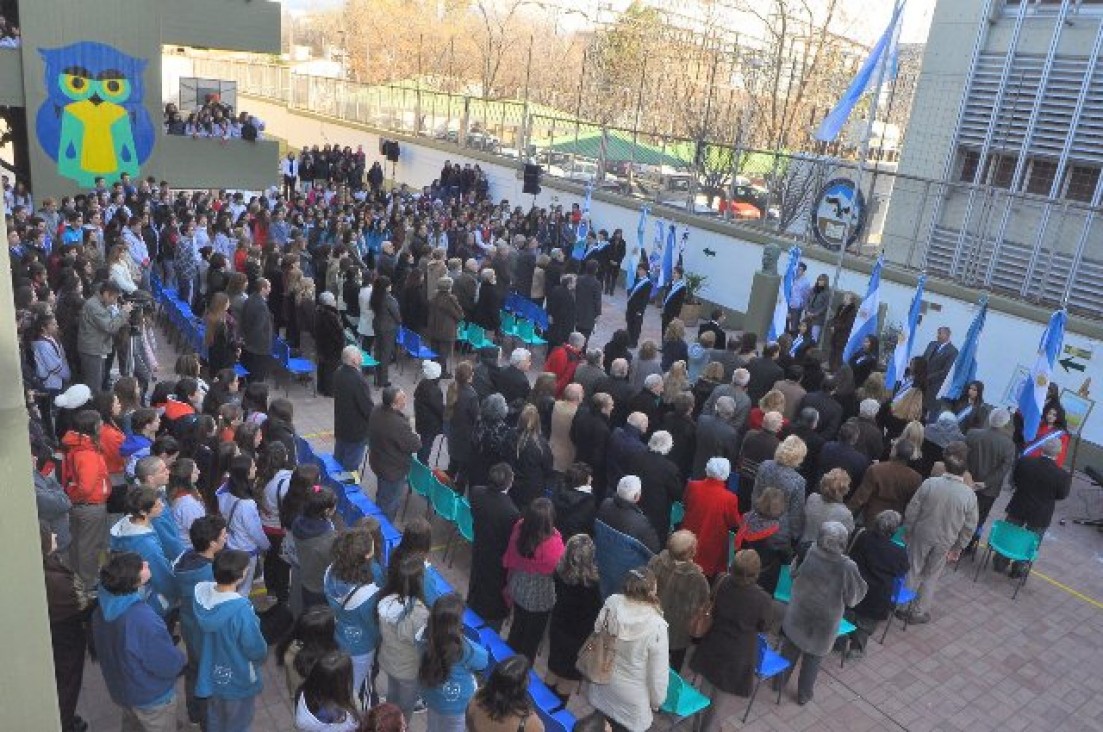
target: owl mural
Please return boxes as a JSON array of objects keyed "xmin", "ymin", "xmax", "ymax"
[{"xmin": 36, "ymin": 41, "xmax": 155, "ymax": 188}]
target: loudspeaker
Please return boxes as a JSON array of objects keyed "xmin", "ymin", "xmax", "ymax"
[
  {"xmin": 378, "ymin": 138, "xmax": 388, "ymax": 156},
  {"xmin": 523, "ymin": 163, "xmax": 542, "ymax": 195},
  {"xmin": 385, "ymin": 141, "xmax": 400, "ymax": 163}
]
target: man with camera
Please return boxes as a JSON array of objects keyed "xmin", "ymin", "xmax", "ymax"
[{"xmin": 78, "ymin": 281, "xmax": 133, "ymax": 391}]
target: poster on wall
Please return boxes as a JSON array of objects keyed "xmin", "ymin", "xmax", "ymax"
[
  {"xmin": 35, "ymin": 41, "xmax": 155, "ymax": 188},
  {"xmin": 1060, "ymin": 389, "xmax": 1094, "ymax": 437},
  {"xmin": 1000, "ymin": 365, "xmax": 1031, "ymax": 407}
]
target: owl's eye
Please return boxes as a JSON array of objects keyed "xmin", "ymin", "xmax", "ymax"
[
  {"xmin": 60, "ymin": 73, "xmax": 93, "ymax": 100},
  {"xmin": 97, "ymin": 77, "xmax": 130, "ymax": 102}
]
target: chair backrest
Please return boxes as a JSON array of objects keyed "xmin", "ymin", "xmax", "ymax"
[
  {"xmin": 891, "ymin": 526, "xmax": 906, "ymax": 548},
  {"xmin": 756, "ymin": 633, "xmax": 770, "ymax": 669},
  {"xmin": 669, "ymin": 500, "xmax": 685, "ymax": 528},
  {"xmin": 774, "ymin": 564, "xmax": 793, "ymax": 603},
  {"xmin": 661, "ymin": 669, "xmax": 685, "ymax": 712},
  {"xmin": 535, "ymin": 704, "xmax": 576, "ymax": 732},
  {"xmin": 431, "ymin": 480, "xmax": 459, "ymax": 521},
  {"xmin": 456, "ymin": 497, "xmax": 475, "ymax": 542},
  {"xmin": 989, "ymin": 520, "xmax": 1041, "ymax": 559},
  {"xmin": 407, "ymin": 329, "xmax": 422, "ymax": 352},
  {"xmin": 409, "ymin": 458, "xmax": 434, "ymax": 497}
]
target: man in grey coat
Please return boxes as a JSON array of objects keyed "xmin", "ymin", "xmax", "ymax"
[
  {"xmin": 702, "ymin": 367, "xmax": 752, "ymax": 427},
  {"xmin": 574, "ymin": 260, "xmax": 604, "ymax": 347},
  {"xmin": 692, "ymin": 396, "xmax": 742, "ymax": 479},
  {"xmin": 900, "ymin": 441, "xmax": 978, "ymax": 624},
  {"xmin": 964, "ymin": 407, "xmax": 1017, "ymax": 555},
  {"xmin": 239, "ymin": 278, "xmax": 274, "ymax": 381},
  {"xmin": 367, "ymin": 386, "xmax": 422, "ymax": 519},
  {"xmin": 77, "ymin": 281, "xmax": 132, "ymax": 391}
]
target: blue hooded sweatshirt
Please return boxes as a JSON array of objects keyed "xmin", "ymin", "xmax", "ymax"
[
  {"xmin": 92, "ymin": 588, "xmax": 186, "ymax": 709},
  {"xmin": 171, "ymin": 550, "xmax": 214, "ymax": 654},
  {"xmin": 416, "ymin": 629, "xmax": 489, "ymax": 716},
  {"xmin": 323, "ymin": 565, "xmax": 381, "ymax": 657},
  {"xmin": 193, "ymin": 581, "xmax": 268, "ymax": 700},
  {"xmin": 153, "ymin": 491, "xmax": 187, "ymax": 560},
  {"xmin": 120, "ymin": 434, "xmax": 152, "ymax": 478},
  {"xmin": 109, "ymin": 518, "xmax": 177, "ymax": 615}
]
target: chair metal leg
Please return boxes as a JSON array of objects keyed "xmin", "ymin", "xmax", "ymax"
[
  {"xmin": 973, "ymin": 546, "xmax": 992, "ymax": 583},
  {"xmin": 742, "ymin": 677, "xmax": 761, "ymax": 723},
  {"xmin": 1012, "ymin": 562, "xmax": 1032, "ymax": 600},
  {"xmin": 879, "ymin": 613, "xmax": 892, "ymax": 644},
  {"xmin": 840, "ymin": 635, "xmax": 848, "ymax": 668},
  {"xmin": 444, "ymin": 525, "xmax": 458, "ymax": 567},
  {"xmin": 400, "ymin": 488, "xmax": 412, "ymax": 521}
]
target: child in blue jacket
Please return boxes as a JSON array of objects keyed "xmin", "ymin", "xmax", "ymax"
[
  {"xmin": 417, "ymin": 593, "xmax": 489, "ymax": 731},
  {"xmin": 324, "ymin": 527, "xmax": 383, "ymax": 706},
  {"xmin": 108, "ymin": 486, "xmax": 177, "ymax": 616},
  {"xmin": 194, "ymin": 549, "xmax": 269, "ymax": 732},
  {"xmin": 91, "ymin": 551, "xmax": 186, "ymax": 729}
]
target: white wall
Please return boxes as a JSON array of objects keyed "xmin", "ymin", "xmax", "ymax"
[{"xmin": 241, "ymin": 93, "xmax": 1103, "ymax": 448}]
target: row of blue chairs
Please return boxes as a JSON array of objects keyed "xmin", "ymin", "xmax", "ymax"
[{"xmin": 505, "ymin": 292, "xmax": 550, "ymax": 331}]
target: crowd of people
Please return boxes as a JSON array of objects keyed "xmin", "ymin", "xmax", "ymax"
[
  {"xmin": 8, "ymin": 139, "xmax": 1077, "ymax": 732},
  {"xmin": 163, "ymin": 98, "xmax": 264, "ymax": 143}
]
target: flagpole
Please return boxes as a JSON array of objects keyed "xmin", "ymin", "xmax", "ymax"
[{"xmin": 829, "ymin": 0, "xmax": 904, "ymax": 299}]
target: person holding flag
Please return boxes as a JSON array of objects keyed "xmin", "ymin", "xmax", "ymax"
[
  {"xmin": 625, "ymin": 261, "xmax": 654, "ymax": 348},
  {"xmin": 769, "ymin": 247, "xmax": 802, "ymax": 344},
  {"xmin": 885, "ymin": 274, "xmax": 925, "ymax": 392},
  {"xmin": 1017, "ymin": 310, "xmax": 1071, "ymax": 467},
  {"xmin": 661, "ymin": 267, "xmax": 686, "ymax": 336},
  {"xmin": 935, "ymin": 297, "xmax": 987, "ymax": 419},
  {"xmin": 842, "ymin": 257, "xmax": 883, "ymax": 376}
]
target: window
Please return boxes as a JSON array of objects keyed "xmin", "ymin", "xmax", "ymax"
[
  {"xmin": 958, "ymin": 148, "xmax": 981, "ymax": 183},
  {"xmin": 984, "ymin": 154, "xmax": 1018, "ymax": 189},
  {"xmin": 1026, "ymin": 158, "xmax": 1058, "ymax": 195},
  {"xmin": 1065, "ymin": 165, "xmax": 1101, "ymax": 203}
]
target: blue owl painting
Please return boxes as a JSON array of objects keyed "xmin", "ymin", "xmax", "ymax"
[{"xmin": 36, "ymin": 41, "xmax": 155, "ymax": 188}]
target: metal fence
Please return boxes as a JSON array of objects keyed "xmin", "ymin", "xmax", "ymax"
[{"xmin": 196, "ymin": 58, "xmax": 1103, "ymax": 321}]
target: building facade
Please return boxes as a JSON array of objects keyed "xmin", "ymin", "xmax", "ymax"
[{"xmin": 882, "ymin": 0, "xmax": 1103, "ymax": 319}]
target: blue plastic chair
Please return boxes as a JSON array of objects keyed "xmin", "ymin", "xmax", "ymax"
[
  {"xmin": 528, "ymin": 672, "xmax": 565, "ymax": 715},
  {"xmin": 430, "ymin": 479, "xmax": 459, "ymax": 524},
  {"xmin": 535, "ymin": 706, "xmax": 576, "ymax": 732},
  {"xmin": 879, "ymin": 576, "xmax": 918, "ymax": 643},
  {"xmin": 837, "ymin": 617, "xmax": 858, "ymax": 667},
  {"xmin": 465, "ymin": 322, "xmax": 496, "ymax": 350},
  {"xmin": 479, "ymin": 627, "xmax": 515, "ymax": 666},
  {"xmin": 669, "ymin": 501, "xmax": 685, "ymax": 533},
  {"xmin": 463, "ymin": 607, "xmax": 487, "ymax": 635},
  {"xmin": 891, "ymin": 526, "xmax": 907, "ymax": 548},
  {"xmin": 974, "ymin": 520, "xmax": 1041, "ymax": 599},
  {"xmin": 446, "ymin": 496, "xmax": 474, "ymax": 567},
  {"xmin": 402, "ymin": 458, "xmax": 436, "ymax": 520},
  {"xmin": 517, "ymin": 318, "xmax": 547, "ymax": 355},
  {"xmin": 379, "ymin": 520, "xmax": 402, "ymax": 564},
  {"xmin": 660, "ymin": 669, "xmax": 711, "ymax": 728},
  {"xmin": 774, "ymin": 564, "xmax": 792, "ymax": 603},
  {"xmin": 743, "ymin": 634, "xmax": 792, "ymax": 722},
  {"xmin": 273, "ymin": 336, "xmax": 316, "ymax": 396}
]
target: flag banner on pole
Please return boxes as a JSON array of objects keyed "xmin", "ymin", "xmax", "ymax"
[
  {"xmin": 814, "ymin": 1, "xmax": 905, "ymax": 143},
  {"xmin": 885, "ymin": 274, "xmax": 925, "ymax": 390},
  {"xmin": 627, "ymin": 204, "xmax": 649, "ymax": 290},
  {"xmin": 571, "ymin": 219, "xmax": 589, "ymax": 261},
  {"xmin": 582, "ymin": 180, "xmax": 594, "ymax": 217},
  {"xmin": 648, "ymin": 219, "xmax": 665, "ymax": 294},
  {"xmin": 769, "ymin": 247, "xmax": 802, "ymax": 342},
  {"xmin": 937, "ymin": 296, "xmax": 989, "ymax": 401},
  {"xmin": 843, "ymin": 256, "xmax": 883, "ymax": 363},
  {"xmin": 660, "ymin": 222, "xmax": 676, "ymax": 290},
  {"xmin": 678, "ymin": 227, "xmax": 689, "ymax": 269},
  {"xmin": 1018, "ymin": 309, "xmax": 1068, "ymax": 442}
]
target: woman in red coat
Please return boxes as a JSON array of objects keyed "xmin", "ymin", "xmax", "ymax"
[
  {"xmin": 681, "ymin": 457, "xmax": 743, "ymax": 578},
  {"xmin": 1022, "ymin": 404, "xmax": 1070, "ymax": 467}
]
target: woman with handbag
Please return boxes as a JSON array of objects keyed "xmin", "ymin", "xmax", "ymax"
[
  {"xmin": 503, "ymin": 498, "xmax": 564, "ymax": 663},
  {"xmin": 546, "ymin": 534, "xmax": 603, "ymax": 702},
  {"xmin": 647, "ymin": 530, "xmax": 709, "ymax": 673},
  {"xmin": 689, "ymin": 549, "xmax": 778, "ymax": 731},
  {"xmin": 584, "ymin": 568, "xmax": 669, "ymax": 732}
]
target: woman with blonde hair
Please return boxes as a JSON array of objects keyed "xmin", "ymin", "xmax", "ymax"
[
  {"xmin": 857, "ymin": 370, "xmax": 890, "ymax": 406},
  {"xmin": 661, "ymin": 318, "xmax": 688, "ymax": 372},
  {"xmin": 629, "ymin": 340, "xmax": 662, "ymax": 391},
  {"xmin": 753, "ymin": 435, "xmax": 809, "ymax": 546},
  {"xmin": 691, "ymin": 361, "xmax": 725, "ymax": 419},
  {"xmin": 546, "ymin": 534, "xmax": 603, "ymax": 701},
  {"xmin": 661, "ymin": 360, "xmax": 691, "ymax": 405},
  {"xmin": 749, "ymin": 388, "xmax": 787, "ymax": 431},
  {"xmin": 510, "ymin": 404, "xmax": 555, "ymax": 511},
  {"xmin": 585, "ymin": 568, "xmax": 669, "ymax": 731},
  {"xmin": 799, "ymin": 468, "xmax": 855, "ymax": 554}
]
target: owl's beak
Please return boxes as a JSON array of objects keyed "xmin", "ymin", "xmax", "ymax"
[{"xmin": 89, "ymin": 93, "xmax": 104, "ymax": 106}]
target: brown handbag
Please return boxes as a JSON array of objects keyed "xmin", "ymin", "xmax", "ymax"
[
  {"xmin": 575, "ymin": 613, "xmax": 617, "ymax": 684},
  {"xmin": 688, "ymin": 573, "xmax": 729, "ymax": 639}
]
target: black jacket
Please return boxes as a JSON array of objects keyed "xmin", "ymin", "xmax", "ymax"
[
  {"xmin": 449, "ymin": 384, "xmax": 480, "ymax": 463},
  {"xmin": 785, "ymin": 423, "xmax": 826, "ymax": 486},
  {"xmin": 574, "ymin": 274, "xmax": 603, "ymax": 331},
  {"xmin": 570, "ymin": 407, "xmax": 613, "ymax": 501},
  {"xmin": 596, "ymin": 496, "xmax": 660, "ymax": 554},
  {"xmin": 552, "ymin": 486, "xmax": 597, "ymax": 538},
  {"xmin": 631, "ymin": 450, "xmax": 684, "ymax": 545},
  {"xmin": 697, "ymin": 320, "xmax": 727, "ymax": 350},
  {"xmin": 471, "ymin": 284, "xmax": 502, "ymax": 332},
  {"xmin": 692, "ymin": 415, "xmax": 740, "ymax": 479},
  {"xmin": 496, "ymin": 365, "xmax": 532, "ymax": 407},
  {"xmin": 314, "ymin": 304, "xmax": 345, "ymax": 362},
  {"xmin": 332, "ymin": 364, "xmax": 374, "ymax": 443},
  {"xmin": 468, "ymin": 486, "xmax": 520, "ymax": 621},
  {"xmin": 606, "ymin": 424, "xmax": 647, "ymax": 494},
  {"xmin": 800, "ymin": 389, "xmax": 843, "ymax": 441},
  {"xmin": 626, "ymin": 279, "xmax": 652, "ymax": 317},
  {"xmin": 1007, "ymin": 455, "xmax": 1072, "ymax": 528},
  {"xmin": 745, "ymin": 357, "xmax": 785, "ymax": 404},
  {"xmin": 849, "ymin": 529, "xmax": 909, "ymax": 619},
  {"xmin": 413, "ymin": 378, "xmax": 444, "ymax": 438},
  {"xmin": 469, "ymin": 419, "xmax": 515, "ymax": 490},
  {"xmin": 626, "ymin": 389, "xmax": 665, "ymax": 436},
  {"xmin": 263, "ymin": 417, "xmax": 297, "ymax": 460},
  {"xmin": 815, "ymin": 440, "xmax": 871, "ymax": 493},
  {"xmin": 511, "ymin": 435, "xmax": 555, "ymax": 511},
  {"xmin": 593, "ymin": 375, "xmax": 635, "ymax": 428},
  {"xmin": 545, "ymin": 285, "xmax": 576, "ymax": 346},
  {"xmin": 660, "ymin": 412, "xmax": 697, "ymax": 480}
]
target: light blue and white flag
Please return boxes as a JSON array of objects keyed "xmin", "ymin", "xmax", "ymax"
[
  {"xmin": 885, "ymin": 273, "xmax": 925, "ymax": 390},
  {"xmin": 582, "ymin": 179, "xmax": 594, "ymax": 218},
  {"xmin": 843, "ymin": 256, "xmax": 883, "ymax": 363},
  {"xmin": 768, "ymin": 247, "xmax": 802, "ymax": 342},
  {"xmin": 937, "ymin": 295, "xmax": 989, "ymax": 401},
  {"xmin": 1018, "ymin": 309, "xmax": 1067, "ymax": 442},
  {"xmin": 648, "ymin": 218, "xmax": 665, "ymax": 292},
  {"xmin": 659, "ymin": 222, "xmax": 676, "ymax": 289},
  {"xmin": 814, "ymin": 0, "xmax": 906, "ymax": 143},
  {"xmin": 571, "ymin": 219, "xmax": 589, "ymax": 261},
  {"xmin": 678, "ymin": 227, "xmax": 689, "ymax": 268},
  {"xmin": 627, "ymin": 204, "xmax": 649, "ymax": 290}
]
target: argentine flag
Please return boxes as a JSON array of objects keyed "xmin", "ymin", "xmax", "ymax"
[
  {"xmin": 937, "ymin": 296, "xmax": 989, "ymax": 401},
  {"xmin": 885, "ymin": 274, "xmax": 925, "ymax": 390},
  {"xmin": 1018, "ymin": 309, "xmax": 1067, "ymax": 442},
  {"xmin": 843, "ymin": 256, "xmax": 883, "ymax": 363},
  {"xmin": 768, "ymin": 247, "xmax": 802, "ymax": 342},
  {"xmin": 627, "ymin": 205, "xmax": 649, "ymax": 290}
]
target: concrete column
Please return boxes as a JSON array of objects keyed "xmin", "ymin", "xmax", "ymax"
[{"xmin": 0, "ymin": 207, "xmax": 61, "ymax": 730}]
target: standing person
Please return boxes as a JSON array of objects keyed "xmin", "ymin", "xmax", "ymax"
[
  {"xmin": 595, "ymin": 475, "xmax": 661, "ymax": 555},
  {"xmin": 240, "ymin": 278, "xmax": 275, "ymax": 382},
  {"xmin": 468, "ymin": 463, "xmax": 521, "ymax": 631},
  {"xmin": 963, "ymin": 408, "xmax": 1016, "ymax": 555},
  {"xmin": 661, "ymin": 267, "xmax": 687, "ymax": 337},
  {"xmin": 575, "ymin": 260, "xmax": 603, "ymax": 346},
  {"xmin": 778, "ymin": 522, "xmax": 866, "ymax": 705},
  {"xmin": 787, "ymin": 262, "xmax": 811, "ymax": 334},
  {"xmin": 370, "ymin": 275, "xmax": 401, "ymax": 388},
  {"xmin": 315, "ymin": 292, "xmax": 346, "ymax": 396},
  {"xmin": 466, "ymin": 656, "xmax": 545, "ymax": 732},
  {"xmin": 293, "ymin": 486, "xmax": 340, "ymax": 611},
  {"xmin": 77, "ymin": 281, "xmax": 132, "ymax": 390},
  {"xmin": 625, "ymin": 263, "xmax": 653, "ymax": 348},
  {"xmin": 544, "ymin": 274, "xmax": 577, "ymax": 348},
  {"xmin": 605, "ymin": 228, "xmax": 627, "ymax": 295},
  {"xmin": 546, "ymin": 534, "xmax": 603, "ymax": 701},
  {"xmin": 921, "ymin": 326, "xmax": 958, "ymax": 416},
  {"xmin": 995, "ymin": 438, "xmax": 1071, "ymax": 578},
  {"xmin": 585, "ymin": 568, "xmax": 669, "ymax": 732},
  {"xmin": 62, "ymin": 410, "xmax": 111, "ymax": 590},
  {"xmin": 447, "ymin": 362, "xmax": 480, "ymax": 486},
  {"xmin": 414, "ymin": 360, "xmax": 445, "ymax": 465},
  {"xmin": 418, "ymin": 594, "xmax": 490, "ymax": 732},
  {"xmin": 293, "ymin": 651, "xmax": 361, "ymax": 732},
  {"xmin": 847, "ymin": 439, "xmax": 923, "ymax": 527},
  {"xmin": 427, "ymin": 276, "xmax": 463, "ymax": 377},
  {"xmin": 632, "ymin": 431, "xmax": 684, "ymax": 546},
  {"xmin": 281, "ymin": 152, "xmax": 299, "ymax": 199},
  {"xmin": 844, "ymin": 510, "xmax": 909, "ymax": 658},
  {"xmin": 324, "ymin": 527, "xmax": 382, "ymax": 706},
  {"xmin": 216, "ymin": 454, "xmax": 270, "ymax": 597},
  {"xmin": 647, "ymin": 530, "xmax": 709, "ymax": 672},
  {"xmin": 548, "ymin": 383, "xmax": 583, "ymax": 473},
  {"xmin": 803, "ymin": 274, "xmax": 830, "ymax": 344},
  {"xmin": 511, "ymin": 404, "xmax": 555, "ymax": 511},
  {"xmin": 333, "ymin": 345, "xmax": 375, "ymax": 473},
  {"xmin": 108, "ymin": 487, "xmax": 177, "ymax": 616},
  {"xmin": 899, "ymin": 441, "xmax": 978, "ymax": 624},
  {"xmin": 752, "ymin": 436, "xmax": 810, "ymax": 548},
  {"xmin": 690, "ymin": 549, "xmax": 778, "ymax": 732},
  {"xmin": 827, "ymin": 293, "xmax": 857, "ymax": 372},
  {"xmin": 503, "ymin": 497, "xmax": 565, "ymax": 662},
  {"xmin": 682, "ymin": 458, "xmax": 743, "ymax": 577},
  {"xmin": 377, "ymin": 555, "xmax": 431, "ymax": 722},
  {"xmin": 368, "ymin": 387, "xmax": 422, "ymax": 519},
  {"xmin": 92, "ymin": 551, "xmax": 186, "ymax": 732},
  {"xmin": 194, "ymin": 550, "xmax": 269, "ymax": 732},
  {"xmin": 42, "ymin": 524, "xmax": 93, "ymax": 732}
]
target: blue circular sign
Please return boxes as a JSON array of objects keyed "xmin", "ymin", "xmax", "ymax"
[{"xmin": 812, "ymin": 178, "xmax": 866, "ymax": 251}]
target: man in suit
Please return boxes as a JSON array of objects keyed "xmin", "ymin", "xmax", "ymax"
[
  {"xmin": 745, "ymin": 343, "xmax": 785, "ymax": 404},
  {"xmin": 467, "ymin": 463, "xmax": 521, "ymax": 631},
  {"xmin": 661, "ymin": 266, "xmax": 687, "ymax": 336},
  {"xmin": 799, "ymin": 377, "xmax": 843, "ymax": 441},
  {"xmin": 575, "ymin": 260, "xmax": 604, "ymax": 347},
  {"xmin": 239, "ymin": 278, "xmax": 274, "ymax": 382},
  {"xmin": 697, "ymin": 307, "xmax": 727, "ymax": 350},
  {"xmin": 995, "ymin": 438, "xmax": 1071, "ymax": 577},
  {"xmin": 544, "ymin": 274, "xmax": 577, "ymax": 348},
  {"xmin": 964, "ymin": 408, "xmax": 1017, "ymax": 555},
  {"xmin": 922, "ymin": 326, "xmax": 958, "ymax": 415},
  {"xmin": 625, "ymin": 263, "xmax": 653, "ymax": 347},
  {"xmin": 332, "ymin": 346, "xmax": 375, "ymax": 473}
]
